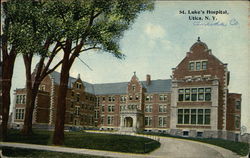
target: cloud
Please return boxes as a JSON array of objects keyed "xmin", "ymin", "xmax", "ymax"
[{"xmin": 144, "ymin": 23, "xmax": 166, "ymax": 39}]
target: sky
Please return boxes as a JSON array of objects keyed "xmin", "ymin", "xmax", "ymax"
[{"xmin": 11, "ymin": 1, "xmax": 249, "ymax": 132}]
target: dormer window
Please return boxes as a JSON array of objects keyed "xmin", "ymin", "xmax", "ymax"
[
  {"xmin": 76, "ymin": 83, "xmax": 82, "ymax": 89},
  {"xmin": 132, "ymin": 85, "xmax": 136, "ymax": 91},
  {"xmin": 196, "ymin": 62, "xmax": 201, "ymax": 70},
  {"xmin": 189, "ymin": 60, "xmax": 207, "ymax": 71},
  {"xmin": 189, "ymin": 62, "xmax": 195, "ymax": 70},
  {"xmin": 202, "ymin": 61, "xmax": 207, "ymax": 70},
  {"xmin": 39, "ymin": 85, "xmax": 46, "ymax": 91}
]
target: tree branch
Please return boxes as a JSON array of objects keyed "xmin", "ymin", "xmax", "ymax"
[
  {"xmin": 42, "ymin": 59, "xmax": 63, "ymax": 78},
  {"xmin": 42, "ymin": 43, "xmax": 61, "ymax": 73},
  {"xmin": 80, "ymin": 46, "xmax": 102, "ymax": 53}
]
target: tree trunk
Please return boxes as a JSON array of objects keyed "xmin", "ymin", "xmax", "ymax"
[
  {"xmin": 21, "ymin": 55, "xmax": 33, "ymax": 135},
  {"xmin": 1, "ymin": 55, "xmax": 16, "ymax": 141},
  {"xmin": 52, "ymin": 56, "xmax": 70, "ymax": 145},
  {"xmin": 21, "ymin": 84, "xmax": 39, "ymax": 135}
]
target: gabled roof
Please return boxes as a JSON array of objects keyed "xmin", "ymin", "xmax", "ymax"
[
  {"xmin": 50, "ymin": 71, "xmax": 172, "ymax": 95},
  {"xmin": 50, "ymin": 71, "xmax": 95, "ymax": 94}
]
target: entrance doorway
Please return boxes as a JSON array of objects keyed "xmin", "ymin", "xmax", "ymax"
[{"xmin": 124, "ymin": 117, "xmax": 133, "ymax": 127}]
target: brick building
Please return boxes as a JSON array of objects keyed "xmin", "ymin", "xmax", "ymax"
[{"xmin": 12, "ymin": 39, "xmax": 241, "ymax": 140}]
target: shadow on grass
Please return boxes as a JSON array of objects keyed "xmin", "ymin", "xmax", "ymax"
[
  {"xmin": 6, "ymin": 129, "xmax": 160, "ymax": 154},
  {"xmin": 2, "ymin": 147, "xmax": 107, "ymax": 158}
]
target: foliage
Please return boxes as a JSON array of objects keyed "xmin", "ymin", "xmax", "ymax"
[
  {"xmin": 2, "ymin": 0, "xmax": 48, "ymax": 56},
  {"xmin": 2, "ymin": 147, "xmax": 106, "ymax": 158},
  {"xmin": 42, "ymin": 0, "xmax": 154, "ymax": 58},
  {"xmin": 7, "ymin": 129, "xmax": 160, "ymax": 154},
  {"xmin": 138, "ymin": 131, "xmax": 250, "ymax": 156}
]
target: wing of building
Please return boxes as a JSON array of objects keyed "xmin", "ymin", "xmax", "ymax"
[{"xmin": 11, "ymin": 39, "xmax": 241, "ymax": 141}]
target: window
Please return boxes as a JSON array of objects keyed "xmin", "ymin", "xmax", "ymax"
[
  {"xmin": 102, "ymin": 97, "xmax": 106, "ymax": 101},
  {"xmin": 135, "ymin": 95, "xmax": 139, "ymax": 100},
  {"xmin": 16, "ymin": 95, "xmax": 20, "ymax": 104},
  {"xmin": 202, "ymin": 61, "xmax": 207, "ymax": 70},
  {"xmin": 16, "ymin": 95, "xmax": 26, "ymax": 104},
  {"xmin": 159, "ymin": 105, "xmax": 167, "ymax": 112},
  {"xmin": 159, "ymin": 95, "xmax": 167, "ymax": 101},
  {"xmin": 70, "ymin": 114, "xmax": 74, "ymax": 122},
  {"xmin": 71, "ymin": 91, "xmax": 74, "ymax": 97},
  {"xmin": 184, "ymin": 109, "xmax": 190, "ymax": 124},
  {"xmin": 15, "ymin": 109, "xmax": 25, "ymax": 120},
  {"xmin": 145, "ymin": 105, "xmax": 152, "ymax": 112},
  {"xmin": 129, "ymin": 95, "xmax": 133, "ymax": 100},
  {"xmin": 198, "ymin": 109, "xmax": 204, "ymax": 124},
  {"xmin": 158, "ymin": 117, "xmax": 167, "ymax": 127},
  {"xmin": 76, "ymin": 93, "xmax": 80, "ymax": 102},
  {"xmin": 236, "ymin": 101, "xmax": 241, "ymax": 110},
  {"xmin": 108, "ymin": 97, "xmax": 112, "ymax": 102},
  {"xmin": 178, "ymin": 109, "xmax": 183, "ymax": 124},
  {"xmin": 120, "ymin": 96, "xmax": 126, "ymax": 102},
  {"xmin": 196, "ymin": 62, "xmax": 201, "ymax": 70},
  {"xmin": 71, "ymin": 102, "xmax": 74, "ymax": 108},
  {"xmin": 205, "ymin": 88, "xmax": 211, "ymax": 101},
  {"xmin": 191, "ymin": 109, "xmax": 197, "ymax": 124},
  {"xmin": 75, "ymin": 107, "xmax": 80, "ymax": 116},
  {"xmin": 76, "ymin": 83, "xmax": 81, "ymax": 89},
  {"xmin": 204, "ymin": 109, "xmax": 211, "ymax": 124},
  {"xmin": 145, "ymin": 117, "xmax": 152, "ymax": 126},
  {"xmin": 189, "ymin": 62, "xmax": 195, "ymax": 70},
  {"xmin": 96, "ymin": 97, "xmax": 100, "ymax": 107},
  {"xmin": 178, "ymin": 87, "xmax": 211, "ymax": 102},
  {"xmin": 101, "ymin": 116, "xmax": 105, "ymax": 124},
  {"xmin": 95, "ymin": 110, "xmax": 99, "ymax": 119},
  {"xmin": 177, "ymin": 108, "xmax": 210, "ymax": 125},
  {"xmin": 107, "ymin": 116, "xmax": 114, "ymax": 125},
  {"xmin": 108, "ymin": 105, "xmax": 115, "ymax": 112},
  {"xmin": 197, "ymin": 132, "xmax": 203, "ymax": 137},
  {"xmin": 235, "ymin": 116, "xmax": 240, "ymax": 129},
  {"xmin": 132, "ymin": 85, "xmax": 136, "ymax": 91},
  {"xmin": 183, "ymin": 131, "xmax": 189, "ymax": 136},
  {"xmin": 185, "ymin": 89, "xmax": 190, "ymax": 101},
  {"xmin": 191, "ymin": 88, "xmax": 197, "ymax": 101},
  {"xmin": 101, "ymin": 106, "xmax": 105, "ymax": 112},
  {"xmin": 39, "ymin": 85, "xmax": 46, "ymax": 91},
  {"xmin": 178, "ymin": 89, "xmax": 184, "ymax": 101},
  {"xmin": 198, "ymin": 88, "xmax": 204, "ymax": 101},
  {"xmin": 120, "ymin": 105, "xmax": 125, "ymax": 111},
  {"xmin": 189, "ymin": 60, "xmax": 208, "ymax": 71},
  {"xmin": 145, "ymin": 95, "xmax": 153, "ymax": 101}
]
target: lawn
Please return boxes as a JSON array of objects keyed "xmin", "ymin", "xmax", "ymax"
[
  {"xmin": 5, "ymin": 129, "xmax": 160, "ymax": 154},
  {"xmin": 138, "ymin": 131, "xmax": 249, "ymax": 156},
  {"xmin": 2, "ymin": 147, "xmax": 107, "ymax": 158}
]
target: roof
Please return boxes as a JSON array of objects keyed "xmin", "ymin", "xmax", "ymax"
[
  {"xmin": 50, "ymin": 71, "xmax": 95, "ymax": 94},
  {"xmin": 50, "ymin": 71, "xmax": 172, "ymax": 95}
]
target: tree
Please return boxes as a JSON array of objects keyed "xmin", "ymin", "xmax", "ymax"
[
  {"xmin": 0, "ymin": 0, "xmax": 62, "ymax": 139},
  {"xmin": 0, "ymin": 0, "xmax": 37, "ymax": 141},
  {"xmin": 20, "ymin": 1, "xmax": 64, "ymax": 135},
  {"xmin": 43, "ymin": 0, "xmax": 154, "ymax": 145}
]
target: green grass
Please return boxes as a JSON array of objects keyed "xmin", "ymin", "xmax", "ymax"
[
  {"xmin": 2, "ymin": 147, "xmax": 106, "ymax": 158},
  {"xmin": 6, "ymin": 129, "xmax": 160, "ymax": 154},
  {"xmin": 138, "ymin": 131, "xmax": 249, "ymax": 156}
]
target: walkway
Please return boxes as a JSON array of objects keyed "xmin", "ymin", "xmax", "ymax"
[{"xmin": 0, "ymin": 131, "xmax": 241, "ymax": 158}]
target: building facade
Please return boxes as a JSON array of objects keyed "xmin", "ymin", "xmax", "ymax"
[{"xmin": 12, "ymin": 39, "xmax": 241, "ymax": 141}]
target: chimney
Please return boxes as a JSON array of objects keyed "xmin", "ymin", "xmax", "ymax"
[
  {"xmin": 77, "ymin": 73, "xmax": 81, "ymax": 79},
  {"xmin": 146, "ymin": 74, "xmax": 151, "ymax": 86}
]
